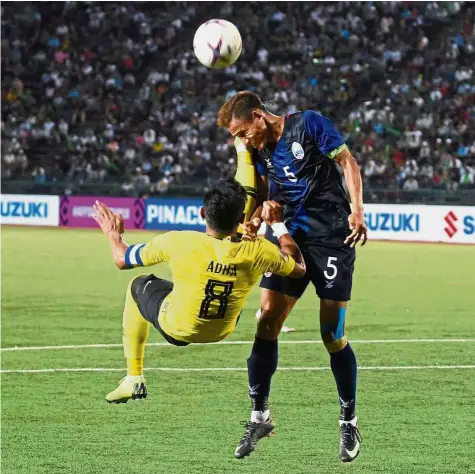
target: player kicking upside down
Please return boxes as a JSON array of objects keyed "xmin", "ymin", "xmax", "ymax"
[
  {"xmin": 218, "ymin": 92, "xmax": 368, "ymax": 462},
  {"xmin": 92, "ymin": 178, "xmax": 306, "ymax": 405}
]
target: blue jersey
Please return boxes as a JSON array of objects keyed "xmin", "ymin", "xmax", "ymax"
[{"xmin": 255, "ymin": 110, "xmax": 351, "ymax": 237}]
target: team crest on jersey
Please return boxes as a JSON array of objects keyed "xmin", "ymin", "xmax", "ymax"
[
  {"xmin": 291, "ymin": 142, "xmax": 305, "ymax": 160},
  {"xmin": 264, "ymin": 271, "xmax": 272, "ymax": 278}
]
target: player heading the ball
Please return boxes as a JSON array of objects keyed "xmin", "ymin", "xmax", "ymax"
[{"xmin": 218, "ymin": 91, "xmax": 366, "ymax": 462}]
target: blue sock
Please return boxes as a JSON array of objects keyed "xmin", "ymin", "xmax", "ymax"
[
  {"xmin": 247, "ymin": 336, "xmax": 278, "ymax": 412},
  {"xmin": 330, "ymin": 343, "xmax": 358, "ymax": 421}
]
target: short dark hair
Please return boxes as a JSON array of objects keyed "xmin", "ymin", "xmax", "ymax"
[
  {"xmin": 217, "ymin": 91, "xmax": 267, "ymax": 128},
  {"xmin": 203, "ymin": 178, "xmax": 247, "ymax": 233}
]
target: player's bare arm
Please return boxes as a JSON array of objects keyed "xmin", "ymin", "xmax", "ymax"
[
  {"xmin": 261, "ymin": 201, "xmax": 306, "ymax": 278},
  {"xmin": 93, "ymin": 201, "xmax": 129, "ymax": 269},
  {"xmin": 334, "ymin": 148, "xmax": 368, "ymax": 247}
]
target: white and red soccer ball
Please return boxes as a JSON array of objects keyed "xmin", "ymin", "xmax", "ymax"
[{"xmin": 193, "ymin": 19, "xmax": 242, "ymax": 69}]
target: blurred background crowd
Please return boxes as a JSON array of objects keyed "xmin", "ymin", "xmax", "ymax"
[{"xmin": 2, "ymin": 1, "xmax": 474, "ymax": 203}]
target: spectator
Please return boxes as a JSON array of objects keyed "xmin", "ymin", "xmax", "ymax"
[
  {"xmin": 460, "ymin": 165, "xmax": 475, "ymax": 185},
  {"xmin": 403, "ymin": 177, "xmax": 419, "ymax": 191}
]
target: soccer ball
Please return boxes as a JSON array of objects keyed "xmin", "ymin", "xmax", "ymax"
[{"xmin": 193, "ymin": 19, "xmax": 242, "ymax": 69}]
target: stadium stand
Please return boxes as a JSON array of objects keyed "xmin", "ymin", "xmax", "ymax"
[{"xmin": 2, "ymin": 2, "xmax": 474, "ymax": 203}]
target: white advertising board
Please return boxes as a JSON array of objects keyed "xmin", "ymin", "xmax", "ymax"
[
  {"xmin": 364, "ymin": 204, "xmax": 474, "ymax": 244},
  {"xmin": 258, "ymin": 204, "xmax": 475, "ymax": 244},
  {"xmin": 0, "ymin": 194, "xmax": 60, "ymax": 227}
]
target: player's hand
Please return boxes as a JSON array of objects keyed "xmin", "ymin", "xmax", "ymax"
[
  {"xmin": 345, "ymin": 212, "xmax": 367, "ymax": 247},
  {"xmin": 262, "ymin": 200, "xmax": 283, "ymax": 226},
  {"xmin": 93, "ymin": 201, "xmax": 124, "ymax": 236},
  {"xmin": 241, "ymin": 217, "xmax": 262, "ymax": 241}
]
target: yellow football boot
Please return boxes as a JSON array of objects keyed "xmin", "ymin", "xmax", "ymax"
[{"xmin": 106, "ymin": 376, "xmax": 147, "ymax": 404}]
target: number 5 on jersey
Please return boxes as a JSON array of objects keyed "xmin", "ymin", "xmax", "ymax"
[{"xmin": 283, "ymin": 166, "xmax": 297, "ymax": 183}]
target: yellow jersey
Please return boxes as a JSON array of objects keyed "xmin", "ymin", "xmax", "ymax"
[
  {"xmin": 125, "ymin": 231, "xmax": 295, "ymax": 343},
  {"xmin": 234, "ymin": 137, "xmax": 258, "ymax": 228}
]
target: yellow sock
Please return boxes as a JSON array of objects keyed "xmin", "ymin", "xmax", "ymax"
[
  {"xmin": 234, "ymin": 137, "xmax": 257, "ymax": 234},
  {"xmin": 122, "ymin": 279, "xmax": 150, "ymax": 377},
  {"xmin": 126, "ymin": 358, "xmax": 143, "ymax": 377}
]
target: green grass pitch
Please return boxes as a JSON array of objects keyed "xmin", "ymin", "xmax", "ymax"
[{"xmin": 2, "ymin": 226, "xmax": 475, "ymax": 474}]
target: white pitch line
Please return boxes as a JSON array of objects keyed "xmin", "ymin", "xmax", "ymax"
[
  {"xmin": 1, "ymin": 338, "xmax": 474, "ymax": 352},
  {"xmin": 1, "ymin": 365, "xmax": 475, "ymax": 374}
]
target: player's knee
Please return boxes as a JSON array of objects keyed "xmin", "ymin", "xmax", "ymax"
[
  {"xmin": 260, "ymin": 294, "xmax": 294, "ymax": 316},
  {"xmin": 321, "ymin": 330, "xmax": 348, "ymax": 353},
  {"xmin": 256, "ymin": 316, "xmax": 281, "ymax": 340},
  {"xmin": 320, "ymin": 314, "xmax": 348, "ymax": 352},
  {"xmin": 320, "ymin": 301, "xmax": 348, "ymax": 353},
  {"xmin": 257, "ymin": 305, "xmax": 292, "ymax": 340}
]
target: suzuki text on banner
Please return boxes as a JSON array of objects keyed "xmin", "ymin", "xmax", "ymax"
[
  {"xmin": 258, "ymin": 204, "xmax": 474, "ymax": 244},
  {"xmin": 60, "ymin": 196, "xmax": 144, "ymax": 229},
  {"xmin": 364, "ymin": 204, "xmax": 474, "ymax": 244},
  {"xmin": 1, "ymin": 194, "xmax": 60, "ymax": 226},
  {"xmin": 145, "ymin": 198, "xmax": 205, "ymax": 231}
]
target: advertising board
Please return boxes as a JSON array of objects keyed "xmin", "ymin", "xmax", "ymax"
[
  {"xmin": 145, "ymin": 198, "xmax": 205, "ymax": 231},
  {"xmin": 0, "ymin": 194, "xmax": 60, "ymax": 226},
  {"xmin": 60, "ymin": 196, "xmax": 144, "ymax": 229}
]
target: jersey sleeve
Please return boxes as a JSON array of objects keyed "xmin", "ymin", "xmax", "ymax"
[
  {"xmin": 256, "ymin": 238, "xmax": 296, "ymax": 277},
  {"xmin": 303, "ymin": 110, "xmax": 347, "ymax": 159},
  {"xmin": 234, "ymin": 137, "xmax": 257, "ymax": 223},
  {"xmin": 124, "ymin": 232, "xmax": 175, "ymax": 268}
]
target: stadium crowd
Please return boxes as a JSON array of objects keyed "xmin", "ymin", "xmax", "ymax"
[{"xmin": 2, "ymin": 1, "xmax": 474, "ymax": 197}]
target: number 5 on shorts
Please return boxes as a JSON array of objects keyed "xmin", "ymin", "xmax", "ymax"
[{"xmin": 324, "ymin": 257, "xmax": 338, "ymax": 280}]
